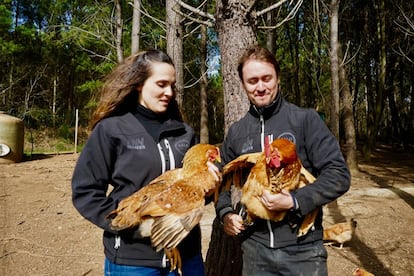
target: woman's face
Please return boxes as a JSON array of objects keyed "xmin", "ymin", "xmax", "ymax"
[
  {"xmin": 241, "ymin": 59, "xmax": 279, "ymax": 107},
  {"xmin": 138, "ymin": 62, "xmax": 176, "ymax": 114}
]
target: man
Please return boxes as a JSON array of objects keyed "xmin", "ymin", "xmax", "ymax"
[{"xmin": 216, "ymin": 45, "xmax": 350, "ymax": 275}]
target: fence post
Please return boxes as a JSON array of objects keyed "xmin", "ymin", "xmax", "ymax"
[{"xmin": 74, "ymin": 109, "xmax": 78, "ymax": 154}]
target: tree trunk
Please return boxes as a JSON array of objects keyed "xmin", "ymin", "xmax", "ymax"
[
  {"xmin": 362, "ymin": 8, "xmax": 374, "ymax": 159},
  {"xmin": 166, "ymin": 0, "xmax": 184, "ymax": 108},
  {"xmin": 352, "ymin": 57, "xmax": 361, "ymax": 140},
  {"xmin": 329, "ymin": 0, "xmax": 340, "ymax": 139},
  {"xmin": 375, "ymin": 0, "xmax": 387, "ymax": 140},
  {"xmin": 386, "ymin": 60, "xmax": 401, "ymax": 141},
  {"xmin": 52, "ymin": 77, "xmax": 57, "ymax": 128},
  {"xmin": 214, "ymin": 0, "xmax": 256, "ymax": 131},
  {"xmin": 199, "ymin": 16, "xmax": 209, "ymax": 143},
  {"xmin": 339, "ymin": 54, "xmax": 358, "ymax": 174},
  {"xmin": 205, "ymin": 1, "xmax": 257, "ymax": 274},
  {"xmin": 364, "ymin": 61, "xmax": 375, "ymax": 160},
  {"xmin": 364, "ymin": 0, "xmax": 387, "ymax": 157},
  {"xmin": 408, "ymin": 68, "xmax": 414, "ymax": 147},
  {"xmin": 205, "ymin": 217, "xmax": 243, "ymax": 276},
  {"xmin": 7, "ymin": 58, "xmax": 14, "ymax": 105},
  {"xmin": 266, "ymin": 10, "xmax": 275, "ymax": 54},
  {"xmin": 131, "ymin": 0, "xmax": 141, "ymax": 55},
  {"xmin": 115, "ymin": 0, "xmax": 123, "ymax": 63},
  {"xmin": 286, "ymin": 19, "xmax": 300, "ymax": 106},
  {"xmin": 293, "ymin": 16, "xmax": 301, "ymax": 106}
]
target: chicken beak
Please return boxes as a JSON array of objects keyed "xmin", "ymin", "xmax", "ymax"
[{"xmin": 214, "ymin": 147, "xmax": 221, "ymax": 163}]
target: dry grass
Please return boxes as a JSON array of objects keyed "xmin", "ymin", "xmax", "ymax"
[{"xmin": 24, "ymin": 127, "xmax": 88, "ymax": 155}]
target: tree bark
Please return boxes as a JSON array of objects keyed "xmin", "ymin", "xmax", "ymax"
[
  {"xmin": 384, "ymin": 59, "xmax": 399, "ymax": 138},
  {"xmin": 329, "ymin": 0, "xmax": 340, "ymax": 139},
  {"xmin": 408, "ymin": 69, "xmax": 414, "ymax": 146},
  {"xmin": 199, "ymin": 16, "xmax": 209, "ymax": 143},
  {"xmin": 286, "ymin": 20, "xmax": 300, "ymax": 106},
  {"xmin": 205, "ymin": 1, "xmax": 257, "ymax": 274},
  {"xmin": 115, "ymin": 0, "xmax": 123, "ymax": 63},
  {"xmin": 293, "ymin": 16, "xmax": 301, "ymax": 106},
  {"xmin": 7, "ymin": 58, "xmax": 14, "ymax": 105},
  {"xmin": 205, "ymin": 217, "xmax": 243, "ymax": 276},
  {"xmin": 364, "ymin": 0, "xmax": 387, "ymax": 157},
  {"xmin": 339, "ymin": 53, "xmax": 358, "ymax": 174},
  {"xmin": 131, "ymin": 0, "xmax": 141, "ymax": 54},
  {"xmin": 214, "ymin": 0, "xmax": 256, "ymax": 132},
  {"xmin": 166, "ymin": 0, "xmax": 184, "ymax": 107},
  {"xmin": 266, "ymin": 10, "xmax": 275, "ymax": 54},
  {"xmin": 362, "ymin": 8, "xmax": 374, "ymax": 159}
]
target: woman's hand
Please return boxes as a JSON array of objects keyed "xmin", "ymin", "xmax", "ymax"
[{"xmin": 258, "ymin": 189, "xmax": 294, "ymax": 211}]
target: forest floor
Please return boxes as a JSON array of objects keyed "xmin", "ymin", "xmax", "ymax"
[{"xmin": 1, "ymin": 144, "xmax": 414, "ymax": 276}]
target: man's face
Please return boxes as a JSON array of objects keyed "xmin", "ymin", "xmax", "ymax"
[{"xmin": 241, "ymin": 59, "xmax": 279, "ymax": 107}]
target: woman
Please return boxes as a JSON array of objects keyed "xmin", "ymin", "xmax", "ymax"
[{"xmin": 72, "ymin": 50, "xmax": 205, "ymax": 275}]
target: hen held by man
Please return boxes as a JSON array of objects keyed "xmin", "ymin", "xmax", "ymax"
[
  {"xmin": 222, "ymin": 137, "xmax": 318, "ymax": 237},
  {"xmin": 107, "ymin": 143, "xmax": 221, "ymax": 275}
]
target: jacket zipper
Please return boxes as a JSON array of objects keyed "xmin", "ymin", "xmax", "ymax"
[
  {"xmin": 157, "ymin": 139, "xmax": 176, "ymax": 173},
  {"xmin": 157, "ymin": 143, "xmax": 167, "ymax": 173},
  {"xmin": 259, "ymin": 114, "xmax": 276, "ymax": 248},
  {"xmin": 113, "ymin": 235, "xmax": 121, "ymax": 262},
  {"xmin": 260, "ymin": 115, "xmax": 265, "ymax": 150},
  {"xmin": 114, "ymin": 235, "xmax": 121, "ymax": 249},
  {"xmin": 157, "ymin": 139, "xmax": 176, "ymax": 268},
  {"xmin": 164, "ymin": 139, "xmax": 176, "ymax": 169}
]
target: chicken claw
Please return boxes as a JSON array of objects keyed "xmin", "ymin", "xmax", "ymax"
[{"xmin": 166, "ymin": 248, "xmax": 182, "ymax": 275}]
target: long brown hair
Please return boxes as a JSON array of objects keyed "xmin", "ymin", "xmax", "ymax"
[
  {"xmin": 237, "ymin": 45, "xmax": 280, "ymax": 82},
  {"xmin": 90, "ymin": 50, "xmax": 179, "ymax": 129}
]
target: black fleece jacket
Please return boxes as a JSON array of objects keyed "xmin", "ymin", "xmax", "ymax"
[
  {"xmin": 72, "ymin": 107, "xmax": 199, "ymax": 268},
  {"xmin": 216, "ymin": 93, "xmax": 350, "ymax": 248}
]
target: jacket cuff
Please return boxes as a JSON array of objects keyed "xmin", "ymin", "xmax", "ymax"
[
  {"xmin": 218, "ymin": 207, "xmax": 234, "ymax": 221},
  {"xmin": 291, "ymin": 193, "xmax": 300, "ymax": 211}
]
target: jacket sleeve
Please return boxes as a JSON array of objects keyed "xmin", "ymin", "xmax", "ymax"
[
  {"xmin": 71, "ymin": 123, "xmax": 118, "ymax": 233},
  {"xmin": 292, "ymin": 109, "xmax": 351, "ymax": 216}
]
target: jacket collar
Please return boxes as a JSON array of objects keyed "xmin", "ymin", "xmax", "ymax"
[
  {"xmin": 134, "ymin": 104, "xmax": 186, "ymax": 140},
  {"xmin": 248, "ymin": 92, "xmax": 283, "ymax": 119}
]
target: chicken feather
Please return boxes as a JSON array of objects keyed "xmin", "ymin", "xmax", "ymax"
[{"xmin": 106, "ymin": 143, "xmax": 221, "ymax": 275}]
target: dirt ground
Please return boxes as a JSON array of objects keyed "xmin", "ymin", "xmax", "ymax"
[{"xmin": 1, "ymin": 144, "xmax": 414, "ymax": 276}]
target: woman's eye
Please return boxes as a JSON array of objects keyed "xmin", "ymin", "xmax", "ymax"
[{"xmin": 158, "ymin": 82, "xmax": 167, "ymax": 88}]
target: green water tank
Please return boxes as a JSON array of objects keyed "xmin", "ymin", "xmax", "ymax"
[{"xmin": 0, "ymin": 111, "xmax": 24, "ymax": 164}]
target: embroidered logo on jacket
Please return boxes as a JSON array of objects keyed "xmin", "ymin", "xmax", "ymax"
[
  {"xmin": 127, "ymin": 138, "xmax": 146, "ymax": 150},
  {"xmin": 174, "ymin": 140, "xmax": 190, "ymax": 156},
  {"xmin": 241, "ymin": 138, "xmax": 254, "ymax": 154},
  {"xmin": 278, "ymin": 132, "xmax": 296, "ymax": 144}
]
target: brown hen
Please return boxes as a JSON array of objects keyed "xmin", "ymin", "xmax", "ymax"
[
  {"xmin": 222, "ymin": 137, "xmax": 318, "ymax": 237},
  {"xmin": 323, "ymin": 218, "xmax": 357, "ymax": 248},
  {"xmin": 353, "ymin": 267, "xmax": 375, "ymax": 276},
  {"xmin": 107, "ymin": 143, "xmax": 221, "ymax": 275}
]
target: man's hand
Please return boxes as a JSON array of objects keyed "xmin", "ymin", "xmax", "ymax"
[
  {"xmin": 258, "ymin": 189, "xmax": 294, "ymax": 211},
  {"xmin": 222, "ymin": 213, "xmax": 246, "ymax": 236}
]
